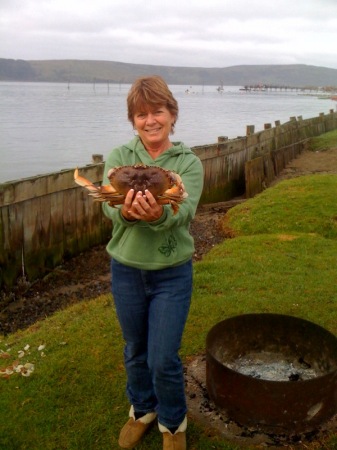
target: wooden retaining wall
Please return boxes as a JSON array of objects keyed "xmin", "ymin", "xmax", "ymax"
[
  {"xmin": 1, "ymin": 109, "xmax": 337, "ymax": 289},
  {"xmin": 196, "ymin": 109, "xmax": 337, "ymax": 203},
  {"xmin": 0, "ymin": 164, "xmax": 111, "ymax": 289}
]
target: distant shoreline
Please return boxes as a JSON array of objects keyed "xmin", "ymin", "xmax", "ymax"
[{"xmin": 1, "ymin": 58, "xmax": 337, "ymax": 87}]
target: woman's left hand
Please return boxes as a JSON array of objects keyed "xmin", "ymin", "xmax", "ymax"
[{"xmin": 126, "ymin": 189, "xmax": 164, "ymax": 222}]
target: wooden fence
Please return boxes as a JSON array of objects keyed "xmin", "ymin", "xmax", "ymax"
[
  {"xmin": 1, "ymin": 109, "xmax": 337, "ymax": 289},
  {"xmin": 0, "ymin": 164, "xmax": 111, "ymax": 289},
  {"xmin": 195, "ymin": 110, "xmax": 337, "ymax": 203}
]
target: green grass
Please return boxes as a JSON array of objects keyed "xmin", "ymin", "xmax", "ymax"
[
  {"xmin": 1, "ymin": 134, "xmax": 337, "ymax": 449},
  {"xmin": 308, "ymin": 129, "xmax": 337, "ymax": 151},
  {"xmin": 191, "ymin": 233, "xmax": 337, "ymax": 335},
  {"xmin": 225, "ymin": 174, "xmax": 337, "ymax": 239}
]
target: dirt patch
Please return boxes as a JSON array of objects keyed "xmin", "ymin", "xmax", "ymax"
[
  {"xmin": 1, "ymin": 148, "xmax": 337, "ymax": 336},
  {"xmin": 270, "ymin": 146, "xmax": 337, "ymax": 184}
]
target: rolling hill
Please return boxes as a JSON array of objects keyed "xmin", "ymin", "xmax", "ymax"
[{"xmin": 1, "ymin": 58, "xmax": 337, "ymax": 87}]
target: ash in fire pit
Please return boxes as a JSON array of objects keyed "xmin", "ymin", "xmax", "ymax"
[
  {"xmin": 206, "ymin": 314, "xmax": 337, "ymax": 434},
  {"xmin": 225, "ymin": 350, "xmax": 320, "ymax": 381}
]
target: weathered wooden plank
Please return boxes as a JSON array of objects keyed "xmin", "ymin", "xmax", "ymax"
[
  {"xmin": 272, "ymin": 148, "xmax": 285, "ymax": 175},
  {"xmin": 245, "ymin": 157, "xmax": 265, "ymax": 198},
  {"xmin": 75, "ymin": 187, "xmax": 92, "ymax": 253},
  {"xmin": 22, "ymin": 197, "xmax": 44, "ymax": 280},
  {"xmin": 36, "ymin": 195, "xmax": 54, "ymax": 272},
  {"xmin": 0, "ymin": 203, "xmax": 24, "ymax": 286},
  {"xmin": 50, "ymin": 190, "xmax": 65, "ymax": 266},
  {"xmin": 263, "ymin": 153, "xmax": 276, "ymax": 186},
  {"xmin": 63, "ymin": 188, "xmax": 80, "ymax": 257}
]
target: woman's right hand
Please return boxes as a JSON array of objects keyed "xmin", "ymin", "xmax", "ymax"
[{"xmin": 121, "ymin": 189, "xmax": 163, "ymax": 222}]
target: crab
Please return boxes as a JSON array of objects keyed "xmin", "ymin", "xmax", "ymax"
[{"xmin": 74, "ymin": 164, "xmax": 188, "ymax": 215}]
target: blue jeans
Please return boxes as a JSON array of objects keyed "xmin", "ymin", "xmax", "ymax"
[{"xmin": 111, "ymin": 258, "xmax": 193, "ymax": 429}]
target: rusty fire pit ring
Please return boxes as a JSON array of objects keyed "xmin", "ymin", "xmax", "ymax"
[{"xmin": 206, "ymin": 313, "xmax": 337, "ymax": 433}]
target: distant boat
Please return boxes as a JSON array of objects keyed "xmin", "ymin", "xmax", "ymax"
[
  {"xmin": 216, "ymin": 82, "xmax": 224, "ymax": 93},
  {"xmin": 185, "ymin": 86, "xmax": 196, "ymax": 95}
]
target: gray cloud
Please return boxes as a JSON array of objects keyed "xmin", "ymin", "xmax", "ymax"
[{"xmin": 0, "ymin": 0, "xmax": 336, "ymax": 69}]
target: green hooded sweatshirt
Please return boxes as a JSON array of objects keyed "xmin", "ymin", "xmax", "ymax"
[{"xmin": 102, "ymin": 136, "xmax": 204, "ymax": 270}]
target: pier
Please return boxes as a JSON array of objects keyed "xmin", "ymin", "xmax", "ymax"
[{"xmin": 239, "ymin": 84, "xmax": 321, "ymax": 93}]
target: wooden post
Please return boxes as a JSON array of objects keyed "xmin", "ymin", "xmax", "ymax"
[
  {"xmin": 92, "ymin": 154, "xmax": 103, "ymax": 163},
  {"xmin": 246, "ymin": 125, "xmax": 255, "ymax": 136}
]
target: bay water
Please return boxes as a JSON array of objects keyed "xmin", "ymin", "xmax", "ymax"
[{"xmin": 1, "ymin": 81, "xmax": 336, "ymax": 183}]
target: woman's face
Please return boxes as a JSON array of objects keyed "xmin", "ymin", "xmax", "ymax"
[{"xmin": 133, "ymin": 106, "xmax": 175, "ymax": 150}]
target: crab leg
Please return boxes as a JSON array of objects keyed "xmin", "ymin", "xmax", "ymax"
[
  {"xmin": 157, "ymin": 198, "xmax": 179, "ymax": 215},
  {"xmin": 74, "ymin": 168, "xmax": 127, "ymax": 205}
]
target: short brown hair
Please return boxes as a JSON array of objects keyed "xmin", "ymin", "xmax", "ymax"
[{"xmin": 127, "ymin": 76, "xmax": 179, "ymax": 133}]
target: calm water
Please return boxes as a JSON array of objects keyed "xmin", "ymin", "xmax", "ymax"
[{"xmin": 1, "ymin": 82, "xmax": 336, "ymax": 183}]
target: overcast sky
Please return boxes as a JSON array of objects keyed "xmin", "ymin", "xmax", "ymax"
[{"xmin": 1, "ymin": 0, "xmax": 337, "ymax": 69}]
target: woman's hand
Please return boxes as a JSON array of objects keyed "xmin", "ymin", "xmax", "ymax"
[{"xmin": 121, "ymin": 189, "xmax": 164, "ymax": 222}]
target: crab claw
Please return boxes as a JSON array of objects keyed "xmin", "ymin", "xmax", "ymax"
[
  {"xmin": 74, "ymin": 168, "xmax": 100, "ymax": 195},
  {"xmin": 74, "ymin": 168, "xmax": 123, "ymax": 203}
]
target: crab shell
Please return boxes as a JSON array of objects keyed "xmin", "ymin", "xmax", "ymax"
[{"xmin": 74, "ymin": 164, "xmax": 188, "ymax": 215}]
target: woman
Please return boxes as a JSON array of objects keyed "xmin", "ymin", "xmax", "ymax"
[{"xmin": 102, "ymin": 76, "xmax": 203, "ymax": 450}]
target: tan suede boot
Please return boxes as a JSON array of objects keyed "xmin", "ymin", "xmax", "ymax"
[
  {"xmin": 158, "ymin": 416, "xmax": 187, "ymax": 450},
  {"xmin": 118, "ymin": 405, "xmax": 157, "ymax": 449}
]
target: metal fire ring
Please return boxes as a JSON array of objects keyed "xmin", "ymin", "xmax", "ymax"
[{"xmin": 206, "ymin": 313, "xmax": 337, "ymax": 433}]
